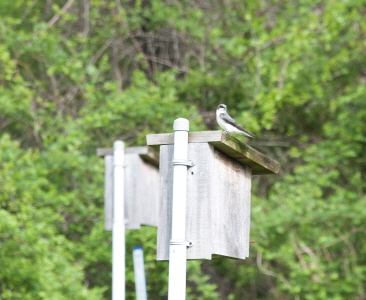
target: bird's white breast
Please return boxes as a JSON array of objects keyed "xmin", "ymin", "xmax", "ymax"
[{"xmin": 216, "ymin": 112, "xmax": 245, "ymax": 134}]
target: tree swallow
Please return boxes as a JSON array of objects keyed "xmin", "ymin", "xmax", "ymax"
[{"xmin": 216, "ymin": 104, "xmax": 255, "ymax": 139}]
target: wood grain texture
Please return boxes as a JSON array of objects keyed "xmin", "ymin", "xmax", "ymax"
[
  {"xmin": 146, "ymin": 131, "xmax": 280, "ymax": 175},
  {"xmin": 185, "ymin": 143, "xmax": 214, "ymax": 260},
  {"xmin": 156, "ymin": 145, "xmax": 173, "ymax": 260},
  {"xmin": 124, "ymin": 153, "xmax": 159, "ymax": 229},
  {"xmin": 211, "ymin": 149, "xmax": 251, "ymax": 259},
  {"xmin": 157, "ymin": 143, "xmax": 251, "ymax": 260},
  {"xmin": 104, "ymin": 155, "xmax": 113, "ymax": 231},
  {"xmin": 99, "ymin": 147, "xmax": 159, "ymax": 231}
]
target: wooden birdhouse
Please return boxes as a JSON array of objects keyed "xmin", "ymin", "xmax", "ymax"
[
  {"xmin": 97, "ymin": 146, "xmax": 160, "ymax": 230},
  {"xmin": 146, "ymin": 131, "xmax": 279, "ymax": 260}
]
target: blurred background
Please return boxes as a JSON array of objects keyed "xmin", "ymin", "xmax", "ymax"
[{"xmin": 1, "ymin": 0, "xmax": 365, "ymax": 299}]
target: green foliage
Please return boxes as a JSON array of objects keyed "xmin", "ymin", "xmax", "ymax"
[
  {"xmin": 1, "ymin": 0, "xmax": 366, "ymax": 299},
  {"xmin": 0, "ymin": 135, "xmax": 104, "ymax": 299}
]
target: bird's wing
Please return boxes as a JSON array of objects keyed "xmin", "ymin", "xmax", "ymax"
[{"xmin": 220, "ymin": 113, "xmax": 255, "ymax": 138}]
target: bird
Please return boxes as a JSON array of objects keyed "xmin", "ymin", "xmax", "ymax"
[{"xmin": 216, "ymin": 104, "xmax": 255, "ymax": 139}]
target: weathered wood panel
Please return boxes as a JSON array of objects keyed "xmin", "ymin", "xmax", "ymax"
[
  {"xmin": 156, "ymin": 145, "xmax": 173, "ymax": 260},
  {"xmin": 146, "ymin": 131, "xmax": 280, "ymax": 175},
  {"xmin": 124, "ymin": 153, "xmax": 159, "ymax": 229},
  {"xmin": 185, "ymin": 143, "xmax": 215, "ymax": 260},
  {"xmin": 157, "ymin": 142, "xmax": 251, "ymax": 260},
  {"xmin": 98, "ymin": 146, "xmax": 159, "ymax": 230},
  {"xmin": 211, "ymin": 149, "xmax": 251, "ymax": 259},
  {"xmin": 104, "ymin": 155, "xmax": 113, "ymax": 231}
]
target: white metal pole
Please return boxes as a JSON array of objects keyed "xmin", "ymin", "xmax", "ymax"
[
  {"xmin": 168, "ymin": 118, "xmax": 190, "ymax": 300},
  {"xmin": 133, "ymin": 247, "xmax": 148, "ymax": 300},
  {"xmin": 113, "ymin": 140, "xmax": 125, "ymax": 300}
]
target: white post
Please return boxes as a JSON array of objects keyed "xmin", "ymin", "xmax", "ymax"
[
  {"xmin": 133, "ymin": 247, "xmax": 148, "ymax": 300},
  {"xmin": 168, "ymin": 118, "xmax": 191, "ymax": 300},
  {"xmin": 113, "ymin": 140, "xmax": 125, "ymax": 300}
]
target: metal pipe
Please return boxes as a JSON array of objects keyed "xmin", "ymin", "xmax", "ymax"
[
  {"xmin": 113, "ymin": 140, "xmax": 125, "ymax": 300},
  {"xmin": 168, "ymin": 118, "xmax": 190, "ymax": 300},
  {"xmin": 133, "ymin": 246, "xmax": 148, "ymax": 300}
]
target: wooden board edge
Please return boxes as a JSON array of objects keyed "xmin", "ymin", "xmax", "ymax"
[
  {"xmin": 147, "ymin": 131, "xmax": 224, "ymax": 146},
  {"xmin": 146, "ymin": 133, "xmax": 173, "ymax": 145},
  {"xmin": 97, "ymin": 146, "xmax": 159, "ymax": 167},
  {"xmin": 210, "ymin": 135, "xmax": 280, "ymax": 175},
  {"xmin": 97, "ymin": 148, "xmax": 112, "ymax": 156},
  {"xmin": 139, "ymin": 147, "xmax": 160, "ymax": 168},
  {"xmin": 146, "ymin": 130, "xmax": 280, "ymax": 174}
]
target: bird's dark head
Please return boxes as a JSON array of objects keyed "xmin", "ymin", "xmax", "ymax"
[{"xmin": 217, "ymin": 104, "xmax": 227, "ymax": 111}]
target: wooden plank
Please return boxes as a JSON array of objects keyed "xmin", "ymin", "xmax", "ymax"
[
  {"xmin": 99, "ymin": 147, "xmax": 159, "ymax": 230},
  {"xmin": 146, "ymin": 131, "xmax": 280, "ymax": 175},
  {"xmin": 209, "ymin": 134, "xmax": 279, "ymax": 175},
  {"xmin": 138, "ymin": 147, "xmax": 160, "ymax": 168},
  {"xmin": 124, "ymin": 153, "xmax": 142, "ymax": 229},
  {"xmin": 157, "ymin": 143, "xmax": 213, "ymax": 260},
  {"xmin": 138, "ymin": 158, "xmax": 159, "ymax": 227},
  {"xmin": 104, "ymin": 155, "xmax": 113, "ymax": 231},
  {"xmin": 146, "ymin": 131, "xmax": 222, "ymax": 146},
  {"xmin": 97, "ymin": 148, "xmax": 113, "ymax": 156},
  {"xmin": 156, "ymin": 145, "xmax": 174, "ymax": 260},
  {"xmin": 146, "ymin": 133, "xmax": 173, "ymax": 148},
  {"xmin": 157, "ymin": 143, "xmax": 251, "ymax": 260},
  {"xmin": 185, "ymin": 143, "xmax": 214, "ymax": 260},
  {"xmin": 211, "ymin": 149, "xmax": 251, "ymax": 259},
  {"xmin": 97, "ymin": 146, "xmax": 159, "ymax": 167},
  {"xmin": 124, "ymin": 153, "xmax": 159, "ymax": 229},
  {"xmin": 123, "ymin": 152, "xmax": 159, "ymax": 229}
]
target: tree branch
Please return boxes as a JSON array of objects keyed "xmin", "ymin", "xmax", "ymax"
[{"xmin": 47, "ymin": 0, "xmax": 76, "ymax": 27}]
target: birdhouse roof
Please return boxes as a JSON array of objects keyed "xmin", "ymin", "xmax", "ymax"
[
  {"xmin": 97, "ymin": 146, "xmax": 159, "ymax": 167},
  {"xmin": 146, "ymin": 131, "xmax": 279, "ymax": 175}
]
